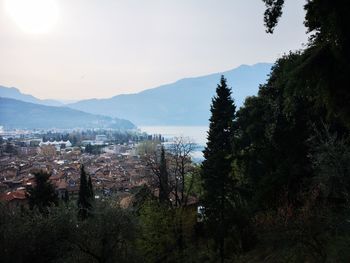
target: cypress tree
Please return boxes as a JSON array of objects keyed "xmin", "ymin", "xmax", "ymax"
[
  {"xmin": 201, "ymin": 75, "xmax": 236, "ymax": 263},
  {"xmin": 159, "ymin": 146, "xmax": 169, "ymax": 204},
  {"xmin": 78, "ymin": 164, "xmax": 92, "ymax": 220},
  {"xmin": 63, "ymin": 189, "xmax": 69, "ymax": 204},
  {"xmin": 88, "ymin": 175, "xmax": 94, "ymax": 199}
]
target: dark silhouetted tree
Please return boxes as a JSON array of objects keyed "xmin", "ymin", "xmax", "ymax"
[
  {"xmin": 88, "ymin": 175, "xmax": 94, "ymax": 200},
  {"xmin": 78, "ymin": 165, "xmax": 92, "ymax": 220},
  {"xmin": 201, "ymin": 75, "xmax": 236, "ymax": 263},
  {"xmin": 27, "ymin": 171, "xmax": 58, "ymax": 213},
  {"xmin": 261, "ymin": 0, "xmax": 350, "ymax": 125},
  {"xmin": 159, "ymin": 146, "xmax": 169, "ymax": 204},
  {"xmin": 262, "ymin": 0, "xmax": 285, "ymax": 33},
  {"xmin": 63, "ymin": 189, "xmax": 69, "ymax": 204}
]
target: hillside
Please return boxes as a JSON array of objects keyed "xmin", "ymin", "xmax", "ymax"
[{"xmin": 0, "ymin": 97, "xmax": 135, "ymax": 130}]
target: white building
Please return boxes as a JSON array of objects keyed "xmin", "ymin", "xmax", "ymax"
[
  {"xmin": 39, "ymin": 140, "xmax": 72, "ymax": 148},
  {"xmin": 95, "ymin": 134, "xmax": 107, "ymax": 143}
]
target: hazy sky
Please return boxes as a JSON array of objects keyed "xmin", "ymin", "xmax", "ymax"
[{"xmin": 0, "ymin": 0, "xmax": 308, "ymax": 100}]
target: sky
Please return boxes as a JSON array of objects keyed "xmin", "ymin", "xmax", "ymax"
[{"xmin": 0, "ymin": 0, "xmax": 308, "ymax": 100}]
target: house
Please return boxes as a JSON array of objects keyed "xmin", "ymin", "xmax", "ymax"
[
  {"xmin": 56, "ymin": 180, "xmax": 68, "ymax": 199},
  {"xmin": 0, "ymin": 189, "xmax": 28, "ymax": 209},
  {"xmin": 2, "ymin": 180, "xmax": 22, "ymax": 190}
]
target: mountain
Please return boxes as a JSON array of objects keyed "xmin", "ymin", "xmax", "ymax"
[
  {"xmin": 0, "ymin": 97, "xmax": 135, "ymax": 130},
  {"xmin": 0, "ymin": 86, "xmax": 63, "ymax": 107},
  {"xmin": 68, "ymin": 63, "xmax": 272, "ymax": 125}
]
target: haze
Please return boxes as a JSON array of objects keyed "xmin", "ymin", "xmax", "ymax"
[{"xmin": 0, "ymin": 0, "xmax": 308, "ymax": 100}]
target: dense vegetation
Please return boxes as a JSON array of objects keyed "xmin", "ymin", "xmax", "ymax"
[{"xmin": 1, "ymin": 1, "xmax": 350, "ymax": 262}]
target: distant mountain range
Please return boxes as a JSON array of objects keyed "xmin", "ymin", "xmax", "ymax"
[
  {"xmin": 67, "ymin": 63, "xmax": 272, "ymax": 125},
  {"xmin": 0, "ymin": 97, "xmax": 135, "ymax": 130},
  {"xmin": 0, "ymin": 63, "xmax": 272, "ymax": 127},
  {"xmin": 0, "ymin": 86, "xmax": 63, "ymax": 107}
]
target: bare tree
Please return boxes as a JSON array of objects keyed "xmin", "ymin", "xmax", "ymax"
[
  {"xmin": 139, "ymin": 137, "xmax": 197, "ymax": 208},
  {"xmin": 138, "ymin": 140, "xmax": 169, "ymax": 203},
  {"xmin": 168, "ymin": 137, "xmax": 196, "ymax": 207},
  {"xmin": 140, "ymin": 137, "xmax": 199, "ymax": 260}
]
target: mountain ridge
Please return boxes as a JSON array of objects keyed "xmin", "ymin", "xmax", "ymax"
[
  {"xmin": 0, "ymin": 86, "xmax": 63, "ymax": 107},
  {"xmin": 1, "ymin": 63, "xmax": 273, "ymax": 126},
  {"xmin": 68, "ymin": 63, "xmax": 273, "ymax": 125},
  {"xmin": 0, "ymin": 97, "xmax": 135, "ymax": 130}
]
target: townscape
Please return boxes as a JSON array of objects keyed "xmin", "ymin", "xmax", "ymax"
[{"xmin": 0, "ymin": 129, "xmax": 158, "ymax": 208}]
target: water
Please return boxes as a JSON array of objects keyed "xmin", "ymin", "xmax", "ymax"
[{"xmin": 139, "ymin": 125, "xmax": 208, "ymax": 162}]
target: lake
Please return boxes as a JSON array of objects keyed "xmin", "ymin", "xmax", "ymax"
[{"xmin": 139, "ymin": 125, "xmax": 209, "ymax": 162}]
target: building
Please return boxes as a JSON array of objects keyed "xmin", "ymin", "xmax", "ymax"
[
  {"xmin": 0, "ymin": 189, "xmax": 28, "ymax": 209},
  {"xmin": 95, "ymin": 135, "xmax": 107, "ymax": 143},
  {"xmin": 40, "ymin": 140, "xmax": 72, "ymax": 148}
]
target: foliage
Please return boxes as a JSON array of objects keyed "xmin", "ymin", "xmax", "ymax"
[
  {"xmin": 85, "ymin": 144, "xmax": 104, "ymax": 155},
  {"xmin": 88, "ymin": 175, "xmax": 94, "ymax": 200},
  {"xmin": 168, "ymin": 137, "xmax": 197, "ymax": 207},
  {"xmin": 72, "ymin": 202, "xmax": 138, "ymax": 263},
  {"xmin": 184, "ymin": 165, "xmax": 203, "ymax": 199},
  {"xmin": 137, "ymin": 200, "xmax": 198, "ymax": 263},
  {"xmin": 77, "ymin": 165, "xmax": 93, "ymax": 220},
  {"xmin": 137, "ymin": 200, "xmax": 176, "ymax": 263},
  {"xmin": 201, "ymin": 75, "xmax": 238, "ymax": 261},
  {"xmin": 0, "ymin": 203, "xmax": 138, "ymax": 263},
  {"xmin": 136, "ymin": 140, "xmax": 159, "ymax": 156},
  {"xmin": 232, "ymin": 1, "xmax": 350, "ymax": 256},
  {"xmin": 0, "ymin": 204, "xmax": 76, "ymax": 263},
  {"xmin": 159, "ymin": 146, "xmax": 170, "ymax": 204},
  {"xmin": 27, "ymin": 170, "xmax": 58, "ymax": 213},
  {"xmin": 262, "ymin": 0, "xmax": 285, "ymax": 33},
  {"xmin": 262, "ymin": 0, "xmax": 350, "ymax": 125}
]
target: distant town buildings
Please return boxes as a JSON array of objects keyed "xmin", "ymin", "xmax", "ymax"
[
  {"xmin": 0, "ymin": 131, "xmax": 153, "ymax": 209},
  {"xmin": 39, "ymin": 140, "xmax": 72, "ymax": 148}
]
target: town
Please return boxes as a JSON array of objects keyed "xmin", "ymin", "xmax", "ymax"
[{"xmin": 0, "ymin": 128, "xmax": 162, "ymax": 208}]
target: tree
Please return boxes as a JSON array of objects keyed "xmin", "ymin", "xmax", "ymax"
[
  {"xmin": 168, "ymin": 137, "xmax": 196, "ymax": 207},
  {"xmin": 159, "ymin": 146, "xmax": 169, "ymax": 204},
  {"xmin": 262, "ymin": 0, "xmax": 285, "ymax": 33},
  {"xmin": 88, "ymin": 175, "xmax": 94, "ymax": 200},
  {"xmin": 138, "ymin": 200, "xmax": 176, "ymax": 263},
  {"xmin": 261, "ymin": 0, "xmax": 350, "ymax": 125},
  {"xmin": 5, "ymin": 142, "xmax": 16, "ymax": 155},
  {"xmin": 136, "ymin": 140, "xmax": 159, "ymax": 156},
  {"xmin": 141, "ymin": 141, "xmax": 171, "ymax": 204},
  {"xmin": 27, "ymin": 170, "xmax": 58, "ymax": 213},
  {"xmin": 201, "ymin": 75, "xmax": 236, "ymax": 262},
  {"xmin": 232, "ymin": 50, "xmax": 350, "ymax": 260},
  {"xmin": 63, "ymin": 189, "xmax": 69, "ymax": 203},
  {"xmin": 73, "ymin": 203, "xmax": 138, "ymax": 263},
  {"xmin": 132, "ymin": 184, "xmax": 154, "ymax": 213},
  {"xmin": 78, "ymin": 165, "xmax": 93, "ymax": 220}
]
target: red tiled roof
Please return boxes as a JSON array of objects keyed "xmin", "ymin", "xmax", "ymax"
[
  {"xmin": 0, "ymin": 190, "xmax": 27, "ymax": 202},
  {"xmin": 57, "ymin": 180, "xmax": 67, "ymax": 189}
]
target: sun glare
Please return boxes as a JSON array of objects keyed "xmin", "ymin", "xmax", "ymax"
[{"xmin": 5, "ymin": 0, "xmax": 59, "ymax": 34}]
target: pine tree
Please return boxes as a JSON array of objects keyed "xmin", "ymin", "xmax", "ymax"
[
  {"xmin": 201, "ymin": 75, "xmax": 236, "ymax": 263},
  {"xmin": 78, "ymin": 165, "xmax": 92, "ymax": 220},
  {"xmin": 159, "ymin": 146, "xmax": 169, "ymax": 204}
]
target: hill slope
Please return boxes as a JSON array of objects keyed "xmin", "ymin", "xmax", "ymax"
[
  {"xmin": 0, "ymin": 97, "xmax": 135, "ymax": 130},
  {"xmin": 68, "ymin": 63, "xmax": 272, "ymax": 125}
]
